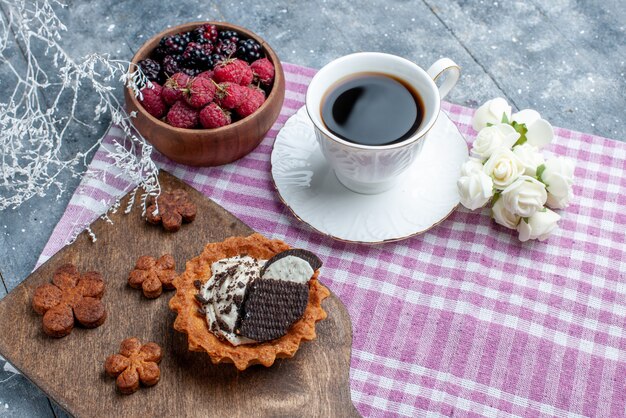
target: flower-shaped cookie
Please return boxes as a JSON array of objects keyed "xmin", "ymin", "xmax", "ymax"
[
  {"xmin": 146, "ymin": 189, "xmax": 196, "ymax": 232},
  {"xmin": 104, "ymin": 337, "xmax": 162, "ymax": 394},
  {"xmin": 32, "ymin": 264, "xmax": 106, "ymax": 338},
  {"xmin": 128, "ymin": 254, "xmax": 176, "ymax": 299}
]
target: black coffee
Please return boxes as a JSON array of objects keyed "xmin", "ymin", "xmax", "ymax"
[{"xmin": 321, "ymin": 72, "xmax": 424, "ymax": 146}]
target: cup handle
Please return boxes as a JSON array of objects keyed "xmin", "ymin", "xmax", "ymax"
[{"xmin": 426, "ymin": 58, "xmax": 461, "ymax": 100}]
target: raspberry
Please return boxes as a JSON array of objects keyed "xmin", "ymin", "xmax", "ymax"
[
  {"xmin": 138, "ymin": 59, "xmax": 161, "ymax": 82},
  {"xmin": 215, "ymin": 39, "xmax": 237, "ymax": 57},
  {"xmin": 218, "ymin": 30, "xmax": 240, "ymax": 44},
  {"xmin": 236, "ymin": 86, "xmax": 265, "ymax": 118},
  {"xmin": 236, "ymin": 39, "xmax": 262, "ymax": 63},
  {"xmin": 197, "ymin": 70, "xmax": 214, "ymax": 80},
  {"xmin": 215, "ymin": 82, "xmax": 248, "ymax": 109},
  {"xmin": 182, "ymin": 42, "xmax": 214, "ymax": 69},
  {"xmin": 163, "ymin": 55, "xmax": 182, "ymax": 76},
  {"xmin": 139, "ymin": 83, "xmax": 167, "ymax": 119},
  {"xmin": 184, "ymin": 77, "xmax": 216, "ymax": 108},
  {"xmin": 250, "ymin": 58, "xmax": 274, "ymax": 86},
  {"xmin": 166, "ymin": 101, "xmax": 198, "ymax": 128},
  {"xmin": 213, "ymin": 59, "xmax": 253, "ymax": 86},
  {"xmin": 199, "ymin": 103, "xmax": 231, "ymax": 128},
  {"xmin": 162, "ymin": 72, "xmax": 190, "ymax": 105}
]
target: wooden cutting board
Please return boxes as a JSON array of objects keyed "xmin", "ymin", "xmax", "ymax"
[{"xmin": 0, "ymin": 171, "xmax": 358, "ymax": 417}]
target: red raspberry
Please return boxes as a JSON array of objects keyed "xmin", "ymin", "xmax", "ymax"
[
  {"xmin": 162, "ymin": 73, "xmax": 190, "ymax": 105},
  {"xmin": 199, "ymin": 103, "xmax": 231, "ymax": 128},
  {"xmin": 139, "ymin": 83, "xmax": 167, "ymax": 118},
  {"xmin": 215, "ymin": 82, "xmax": 248, "ymax": 109},
  {"xmin": 213, "ymin": 59, "xmax": 253, "ymax": 86},
  {"xmin": 197, "ymin": 70, "xmax": 214, "ymax": 80},
  {"xmin": 250, "ymin": 58, "xmax": 275, "ymax": 86},
  {"xmin": 184, "ymin": 77, "xmax": 216, "ymax": 109},
  {"xmin": 236, "ymin": 86, "xmax": 265, "ymax": 118},
  {"xmin": 166, "ymin": 101, "xmax": 198, "ymax": 128}
]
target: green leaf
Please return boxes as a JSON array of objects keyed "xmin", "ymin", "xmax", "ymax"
[
  {"xmin": 522, "ymin": 217, "xmax": 529, "ymax": 223},
  {"xmin": 536, "ymin": 163, "xmax": 546, "ymax": 180},
  {"xmin": 486, "ymin": 122, "xmax": 493, "ymax": 127},
  {"xmin": 511, "ymin": 121, "xmax": 528, "ymax": 146},
  {"xmin": 501, "ymin": 112, "xmax": 510, "ymax": 124},
  {"xmin": 491, "ymin": 192, "xmax": 501, "ymax": 205}
]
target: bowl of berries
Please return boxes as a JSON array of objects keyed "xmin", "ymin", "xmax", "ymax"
[{"xmin": 125, "ymin": 22, "xmax": 285, "ymax": 167}]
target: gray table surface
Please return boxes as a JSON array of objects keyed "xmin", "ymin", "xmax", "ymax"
[{"xmin": 1, "ymin": 0, "xmax": 624, "ymax": 416}]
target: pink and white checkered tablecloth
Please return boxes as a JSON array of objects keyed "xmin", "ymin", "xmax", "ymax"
[{"xmin": 36, "ymin": 63, "xmax": 626, "ymax": 417}]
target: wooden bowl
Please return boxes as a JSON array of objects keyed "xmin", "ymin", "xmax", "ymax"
[{"xmin": 125, "ymin": 22, "xmax": 285, "ymax": 167}]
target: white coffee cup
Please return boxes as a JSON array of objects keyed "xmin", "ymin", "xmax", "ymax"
[{"xmin": 305, "ymin": 52, "xmax": 460, "ymax": 194}]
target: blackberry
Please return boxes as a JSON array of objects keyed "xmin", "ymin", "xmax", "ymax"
[
  {"xmin": 152, "ymin": 45, "xmax": 168, "ymax": 60},
  {"xmin": 194, "ymin": 24, "xmax": 218, "ymax": 44},
  {"xmin": 218, "ymin": 30, "xmax": 240, "ymax": 44},
  {"xmin": 236, "ymin": 39, "xmax": 262, "ymax": 63},
  {"xmin": 160, "ymin": 33, "xmax": 191, "ymax": 55},
  {"xmin": 181, "ymin": 67, "xmax": 201, "ymax": 77},
  {"xmin": 163, "ymin": 55, "xmax": 183, "ymax": 76},
  {"xmin": 182, "ymin": 42, "xmax": 214, "ymax": 69},
  {"xmin": 215, "ymin": 39, "xmax": 237, "ymax": 57},
  {"xmin": 138, "ymin": 59, "xmax": 161, "ymax": 82},
  {"xmin": 210, "ymin": 53, "xmax": 226, "ymax": 68}
]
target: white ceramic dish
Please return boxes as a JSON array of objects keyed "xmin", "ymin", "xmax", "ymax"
[{"xmin": 271, "ymin": 107, "xmax": 469, "ymax": 243}]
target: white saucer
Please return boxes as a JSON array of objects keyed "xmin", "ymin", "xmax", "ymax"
[{"xmin": 271, "ymin": 107, "xmax": 469, "ymax": 243}]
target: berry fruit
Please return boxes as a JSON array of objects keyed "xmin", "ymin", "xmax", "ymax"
[
  {"xmin": 250, "ymin": 58, "xmax": 274, "ymax": 86},
  {"xmin": 218, "ymin": 30, "xmax": 240, "ymax": 44},
  {"xmin": 199, "ymin": 103, "xmax": 231, "ymax": 128},
  {"xmin": 162, "ymin": 72, "xmax": 190, "ymax": 105},
  {"xmin": 210, "ymin": 53, "xmax": 226, "ymax": 67},
  {"xmin": 167, "ymin": 101, "xmax": 199, "ymax": 128},
  {"xmin": 163, "ymin": 55, "xmax": 183, "ymax": 77},
  {"xmin": 237, "ymin": 39, "xmax": 262, "ymax": 63},
  {"xmin": 184, "ymin": 77, "xmax": 216, "ymax": 108},
  {"xmin": 213, "ymin": 59, "xmax": 253, "ymax": 86},
  {"xmin": 236, "ymin": 86, "xmax": 265, "ymax": 118},
  {"xmin": 182, "ymin": 42, "xmax": 214, "ymax": 69},
  {"xmin": 215, "ymin": 39, "xmax": 237, "ymax": 57},
  {"xmin": 180, "ymin": 67, "xmax": 201, "ymax": 77},
  {"xmin": 215, "ymin": 82, "xmax": 248, "ymax": 109},
  {"xmin": 139, "ymin": 83, "xmax": 167, "ymax": 119},
  {"xmin": 197, "ymin": 70, "xmax": 214, "ymax": 80},
  {"xmin": 195, "ymin": 24, "xmax": 218, "ymax": 44},
  {"xmin": 160, "ymin": 33, "xmax": 190, "ymax": 55},
  {"xmin": 138, "ymin": 59, "xmax": 161, "ymax": 82}
]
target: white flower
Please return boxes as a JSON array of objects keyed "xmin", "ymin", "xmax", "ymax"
[
  {"xmin": 471, "ymin": 124, "xmax": 520, "ymax": 160},
  {"xmin": 501, "ymin": 175, "xmax": 547, "ymax": 217},
  {"xmin": 473, "ymin": 98, "xmax": 512, "ymax": 131},
  {"xmin": 512, "ymin": 143, "xmax": 545, "ymax": 176},
  {"xmin": 540, "ymin": 157, "xmax": 575, "ymax": 209},
  {"xmin": 482, "ymin": 148, "xmax": 524, "ymax": 190},
  {"xmin": 460, "ymin": 157, "xmax": 484, "ymax": 176},
  {"xmin": 457, "ymin": 171, "xmax": 494, "ymax": 210},
  {"xmin": 517, "ymin": 208, "xmax": 561, "ymax": 242},
  {"xmin": 491, "ymin": 197, "xmax": 521, "ymax": 229},
  {"xmin": 512, "ymin": 109, "xmax": 554, "ymax": 148}
]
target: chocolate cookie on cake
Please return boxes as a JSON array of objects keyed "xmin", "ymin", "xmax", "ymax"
[{"xmin": 169, "ymin": 234, "xmax": 329, "ymax": 370}]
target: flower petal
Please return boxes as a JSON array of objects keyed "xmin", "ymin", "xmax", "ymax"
[{"xmin": 526, "ymin": 119, "xmax": 554, "ymax": 148}]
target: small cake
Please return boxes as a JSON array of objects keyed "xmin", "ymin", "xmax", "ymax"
[{"xmin": 169, "ymin": 233, "xmax": 329, "ymax": 370}]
